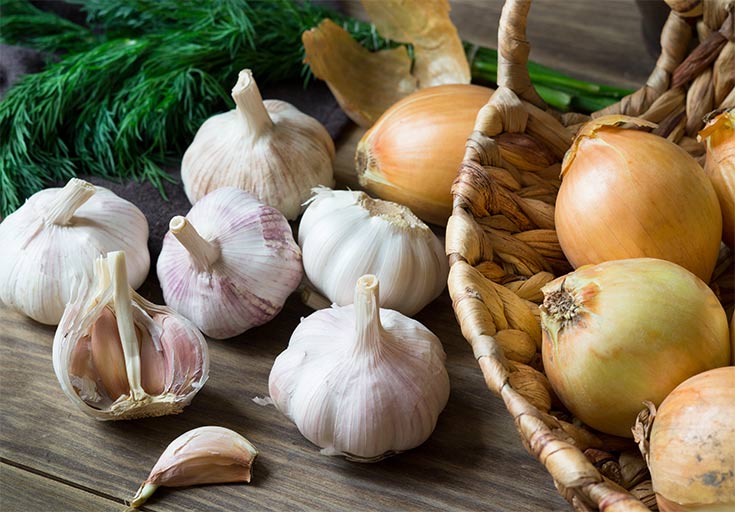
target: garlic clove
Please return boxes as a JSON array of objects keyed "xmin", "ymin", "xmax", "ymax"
[
  {"xmin": 157, "ymin": 187, "xmax": 303, "ymax": 339},
  {"xmin": 181, "ymin": 70, "xmax": 335, "ymax": 220},
  {"xmin": 298, "ymin": 188, "xmax": 447, "ymax": 316},
  {"xmin": 269, "ymin": 274, "xmax": 450, "ymax": 461},
  {"xmin": 54, "ymin": 251, "xmax": 209, "ymax": 420},
  {"xmin": 129, "ymin": 426, "xmax": 258, "ymax": 508},
  {"xmin": 0, "ymin": 178, "xmax": 150, "ymax": 325}
]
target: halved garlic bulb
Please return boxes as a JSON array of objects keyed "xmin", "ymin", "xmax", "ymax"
[
  {"xmin": 298, "ymin": 188, "xmax": 448, "ymax": 316},
  {"xmin": 53, "ymin": 251, "xmax": 208, "ymax": 420},
  {"xmin": 181, "ymin": 69, "xmax": 335, "ymax": 220},
  {"xmin": 157, "ymin": 188, "xmax": 303, "ymax": 339},
  {"xmin": 0, "ymin": 178, "xmax": 149, "ymax": 325},
  {"xmin": 269, "ymin": 275, "xmax": 450, "ymax": 461}
]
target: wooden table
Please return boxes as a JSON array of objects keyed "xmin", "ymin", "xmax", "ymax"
[{"xmin": 0, "ymin": 1, "xmax": 656, "ymax": 510}]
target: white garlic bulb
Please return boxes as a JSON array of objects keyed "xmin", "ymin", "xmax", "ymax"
[
  {"xmin": 0, "ymin": 178, "xmax": 149, "ymax": 325},
  {"xmin": 298, "ymin": 188, "xmax": 448, "ymax": 316},
  {"xmin": 53, "ymin": 251, "xmax": 208, "ymax": 420},
  {"xmin": 157, "ymin": 187, "xmax": 303, "ymax": 339},
  {"xmin": 269, "ymin": 275, "xmax": 450, "ymax": 461},
  {"xmin": 181, "ymin": 69, "xmax": 335, "ymax": 220}
]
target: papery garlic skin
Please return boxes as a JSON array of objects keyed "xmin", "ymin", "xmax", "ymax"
[
  {"xmin": 269, "ymin": 275, "xmax": 450, "ymax": 461},
  {"xmin": 299, "ymin": 188, "xmax": 448, "ymax": 316},
  {"xmin": 0, "ymin": 178, "xmax": 149, "ymax": 325},
  {"xmin": 181, "ymin": 69, "xmax": 335, "ymax": 220},
  {"xmin": 130, "ymin": 426, "xmax": 258, "ymax": 508},
  {"xmin": 157, "ymin": 188, "xmax": 303, "ymax": 339},
  {"xmin": 54, "ymin": 251, "xmax": 208, "ymax": 420}
]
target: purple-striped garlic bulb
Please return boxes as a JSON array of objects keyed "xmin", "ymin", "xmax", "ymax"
[
  {"xmin": 0, "ymin": 178, "xmax": 149, "ymax": 325},
  {"xmin": 53, "ymin": 251, "xmax": 209, "ymax": 420},
  {"xmin": 269, "ymin": 275, "xmax": 450, "ymax": 461},
  {"xmin": 157, "ymin": 187, "xmax": 303, "ymax": 339}
]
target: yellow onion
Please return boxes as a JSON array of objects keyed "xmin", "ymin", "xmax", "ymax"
[
  {"xmin": 540, "ymin": 258, "xmax": 730, "ymax": 438},
  {"xmin": 648, "ymin": 366, "xmax": 735, "ymax": 511},
  {"xmin": 356, "ymin": 84, "xmax": 492, "ymax": 225},
  {"xmin": 699, "ymin": 108, "xmax": 735, "ymax": 249},
  {"xmin": 556, "ymin": 115, "xmax": 722, "ymax": 282}
]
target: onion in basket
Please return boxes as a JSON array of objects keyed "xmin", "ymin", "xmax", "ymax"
[
  {"xmin": 540, "ymin": 258, "xmax": 730, "ymax": 438},
  {"xmin": 644, "ymin": 366, "xmax": 735, "ymax": 512},
  {"xmin": 556, "ymin": 115, "xmax": 722, "ymax": 282}
]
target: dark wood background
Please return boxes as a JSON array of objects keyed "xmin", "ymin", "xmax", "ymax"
[{"xmin": 0, "ymin": 1, "xmax": 658, "ymax": 510}]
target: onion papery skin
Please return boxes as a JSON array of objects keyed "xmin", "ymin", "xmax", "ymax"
[
  {"xmin": 700, "ymin": 109, "xmax": 735, "ymax": 249},
  {"xmin": 540, "ymin": 258, "xmax": 730, "ymax": 438},
  {"xmin": 356, "ymin": 84, "xmax": 492, "ymax": 225},
  {"xmin": 556, "ymin": 122, "xmax": 722, "ymax": 282},
  {"xmin": 649, "ymin": 366, "xmax": 735, "ymax": 511}
]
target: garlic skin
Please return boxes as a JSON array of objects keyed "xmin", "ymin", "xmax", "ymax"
[
  {"xmin": 54, "ymin": 251, "xmax": 208, "ymax": 420},
  {"xmin": 181, "ymin": 69, "xmax": 335, "ymax": 220},
  {"xmin": 0, "ymin": 178, "xmax": 149, "ymax": 325},
  {"xmin": 157, "ymin": 188, "xmax": 303, "ymax": 339},
  {"xmin": 130, "ymin": 426, "xmax": 258, "ymax": 508},
  {"xmin": 269, "ymin": 275, "xmax": 450, "ymax": 461},
  {"xmin": 298, "ymin": 188, "xmax": 448, "ymax": 316}
]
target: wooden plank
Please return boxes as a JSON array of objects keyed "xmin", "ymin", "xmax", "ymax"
[
  {"xmin": 0, "ymin": 287, "xmax": 568, "ymax": 511},
  {"xmin": 0, "ymin": 463, "xmax": 122, "ymax": 512},
  {"xmin": 339, "ymin": 0, "xmax": 658, "ymax": 90}
]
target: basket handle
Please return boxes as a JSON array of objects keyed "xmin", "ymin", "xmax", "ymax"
[{"xmin": 497, "ymin": 0, "xmax": 546, "ymax": 109}]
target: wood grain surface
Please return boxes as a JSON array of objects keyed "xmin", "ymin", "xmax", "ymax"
[{"xmin": 0, "ymin": 1, "xmax": 657, "ymax": 510}]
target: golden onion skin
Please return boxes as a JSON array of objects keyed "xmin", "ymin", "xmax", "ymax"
[
  {"xmin": 540, "ymin": 258, "xmax": 730, "ymax": 438},
  {"xmin": 557, "ymin": 123, "xmax": 722, "ymax": 282},
  {"xmin": 700, "ymin": 110, "xmax": 735, "ymax": 249},
  {"xmin": 649, "ymin": 367, "xmax": 735, "ymax": 511},
  {"xmin": 356, "ymin": 84, "xmax": 492, "ymax": 226}
]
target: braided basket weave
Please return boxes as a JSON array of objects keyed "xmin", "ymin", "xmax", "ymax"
[{"xmin": 446, "ymin": 0, "xmax": 734, "ymax": 510}]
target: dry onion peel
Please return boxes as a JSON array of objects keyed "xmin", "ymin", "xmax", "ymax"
[
  {"xmin": 302, "ymin": 19, "xmax": 416, "ymax": 127},
  {"xmin": 557, "ymin": 115, "xmax": 722, "ymax": 281},
  {"xmin": 698, "ymin": 108, "xmax": 735, "ymax": 249},
  {"xmin": 638, "ymin": 367, "xmax": 735, "ymax": 511},
  {"xmin": 361, "ymin": 0, "xmax": 470, "ymax": 88},
  {"xmin": 302, "ymin": 0, "xmax": 469, "ymax": 127},
  {"xmin": 540, "ymin": 258, "xmax": 730, "ymax": 438}
]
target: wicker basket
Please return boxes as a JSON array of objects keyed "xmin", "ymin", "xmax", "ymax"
[{"xmin": 446, "ymin": 1, "xmax": 734, "ymax": 510}]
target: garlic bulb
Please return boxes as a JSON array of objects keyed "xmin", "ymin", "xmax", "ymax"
[
  {"xmin": 157, "ymin": 187, "xmax": 303, "ymax": 339},
  {"xmin": 53, "ymin": 251, "xmax": 208, "ymax": 420},
  {"xmin": 130, "ymin": 426, "xmax": 258, "ymax": 508},
  {"xmin": 269, "ymin": 275, "xmax": 450, "ymax": 461},
  {"xmin": 181, "ymin": 69, "xmax": 335, "ymax": 220},
  {"xmin": 298, "ymin": 188, "xmax": 447, "ymax": 316},
  {"xmin": 0, "ymin": 178, "xmax": 149, "ymax": 325}
]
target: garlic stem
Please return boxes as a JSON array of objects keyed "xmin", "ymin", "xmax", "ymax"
[
  {"xmin": 353, "ymin": 275, "xmax": 383, "ymax": 354},
  {"xmin": 44, "ymin": 178, "xmax": 96, "ymax": 225},
  {"xmin": 231, "ymin": 69, "xmax": 274, "ymax": 139},
  {"xmin": 108, "ymin": 251, "xmax": 146, "ymax": 401},
  {"xmin": 130, "ymin": 482, "xmax": 158, "ymax": 508},
  {"xmin": 169, "ymin": 216, "xmax": 221, "ymax": 272}
]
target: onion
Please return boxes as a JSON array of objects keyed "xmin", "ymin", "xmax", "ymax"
[
  {"xmin": 355, "ymin": 84, "xmax": 492, "ymax": 225},
  {"xmin": 540, "ymin": 258, "xmax": 730, "ymax": 438},
  {"xmin": 647, "ymin": 366, "xmax": 735, "ymax": 511},
  {"xmin": 699, "ymin": 108, "xmax": 735, "ymax": 249},
  {"xmin": 556, "ymin": 115, "xmax": 722, "ymax": 282}
]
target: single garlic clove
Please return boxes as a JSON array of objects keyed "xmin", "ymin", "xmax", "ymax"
[
  {"xmin": 0, "ymin": 178, "xmax": 150, "ymax": 325},
  {"xmin": 129, "ymin": 426, "xmax": 258, "ymax": 508},
  {"xmin": 298, "ymin": 188, "xmax": 447, "ymax": 316},
  {"xmin": 54, "ymin": 251, "xmax": 209, "ymax": 420},
  {"xmin": 181, "ymin": 69, "xmax": 335, "ymax": 220},
  {"xmin": 269, "ymin": 274, "xmax": 450, "ymax": 461},
  {"xmin": 157, "ymin": 188, "xmax": 303, "ymax": 339}
]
